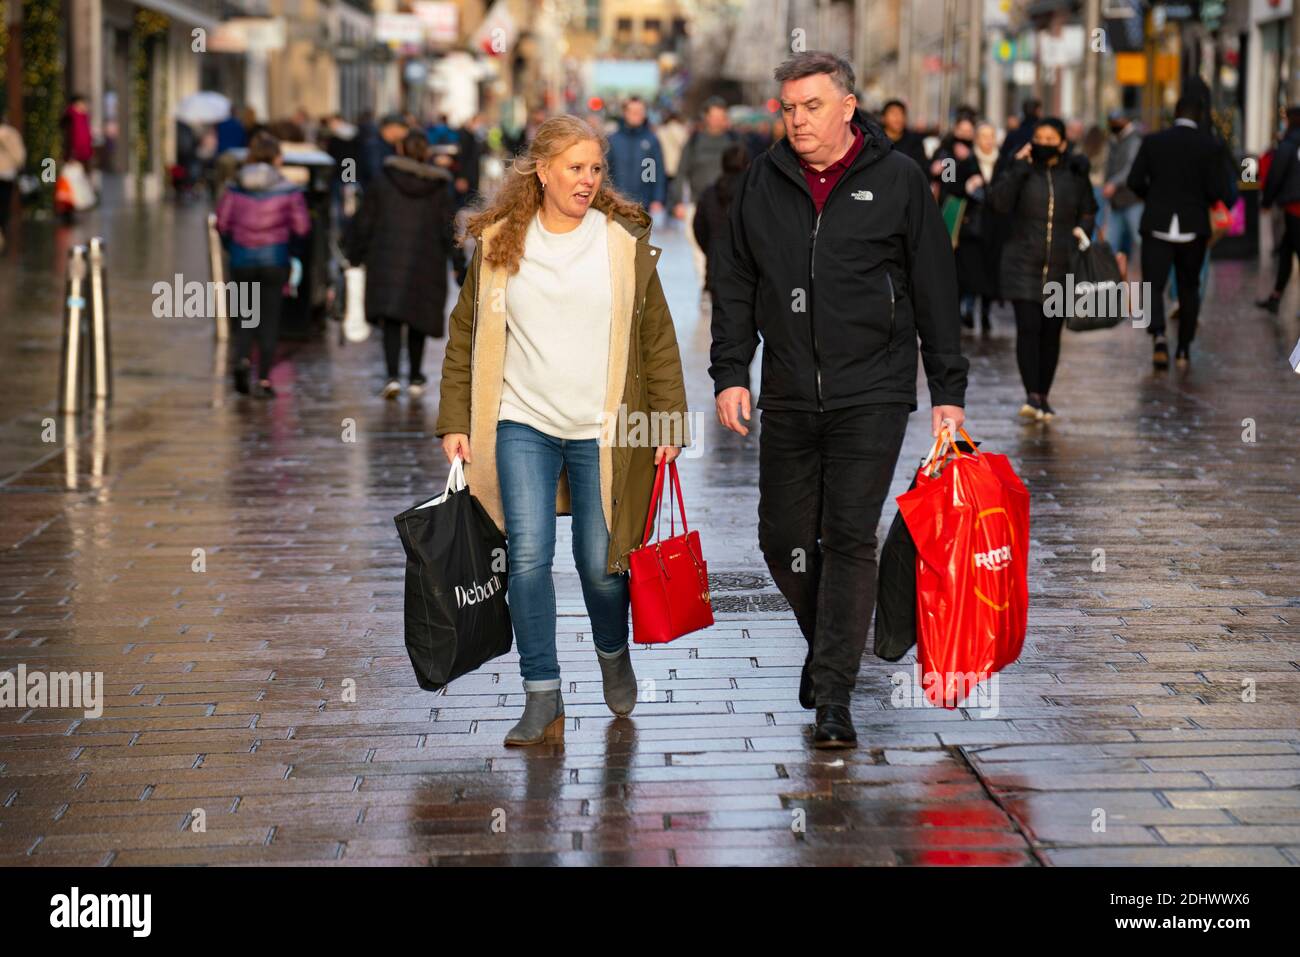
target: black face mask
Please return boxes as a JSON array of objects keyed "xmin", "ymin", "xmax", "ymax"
[
  {"xmin": 954, "ymin": 136, "xmax": 974, "ymax": 149},
  {"xmin": 1031, "ymin": 143, "xmax": 1059, "ymax": 165},
  {"xmin": 1109, "ymin": 124, "xmax": 1125, "ymax": 135}
]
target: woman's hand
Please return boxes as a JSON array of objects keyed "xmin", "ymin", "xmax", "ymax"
[
  {"xmin": 1014, "ymin": 141, "xmax": 1033, "ymax": 163},
  {"xmin": 442, "ymin": 433, "xmax": 471, "ymax": 464},
  {"xmin": 654, "ymin": 446, "xmax": 680, "ymax": 466}
]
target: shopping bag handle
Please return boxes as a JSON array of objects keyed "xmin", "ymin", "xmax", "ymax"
[
  {"xmin": 444, "ymin": 455, "xmax": 467, "ymax": 496},
  {"xmin": 922, "ymin": 426, "xmax": 979, "ymax": 477},
  {"xmin": 640, "ymin": 459, "xmax": 689, "ymax": 547}
]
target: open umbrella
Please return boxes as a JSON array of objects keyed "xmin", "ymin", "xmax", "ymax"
[{"xmin": 176, "ymin": 92, "xmax": 231, "ymax": 126}]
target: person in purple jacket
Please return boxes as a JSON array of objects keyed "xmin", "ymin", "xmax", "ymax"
[{"xmin": 215, "ymin": 132, "xmax": 310, "ymax": 396}]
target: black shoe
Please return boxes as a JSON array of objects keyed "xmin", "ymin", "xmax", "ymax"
[
  {"xmin": 980, "ymin": 310, "xmax": 992, "ymax": 335},
  {"xmin": 799, "ymin": 653, "xmax": 815, "ymax": 710},
  {"xmin": 1152, "ymin": 337, "xmax": 1169, "ymax": 371},
  {"xmin": 1256, "ymin": 295, "xmax": 1280, "ymax": 314},
  {"xmin": 233, "ymin": 362, "xmax": 251, "ymax": 395},
  {"xmin": 960, "ymin": 311, "xmax": 975, "ymax": 330},
  {"xmin": 257, "ymin": 379, "xmax": 276, "ymax": 398},
  {"xmin": 813, "ymin": 704, "xmax": 857, "ymax": 749}
]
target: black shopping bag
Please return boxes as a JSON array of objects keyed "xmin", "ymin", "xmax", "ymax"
[
  {"xmin": 873, "ymin": 479, "xmax": 920, "ymax": 663},
  {"xmin": 873, "ymin": 438, "xmax": 979, "ymax": 662},
  {"xmin": 1066, "ymin": 238, "xmax": 1126, "ymax": 332},
  {"xmin": 393, "ymin": 456, "xmax": 513, "ymax": 691}
]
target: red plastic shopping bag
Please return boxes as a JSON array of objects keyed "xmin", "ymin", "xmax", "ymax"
[{"xmin": 895, "ymin": 428, "xmax": 1029, "ymax": 708}]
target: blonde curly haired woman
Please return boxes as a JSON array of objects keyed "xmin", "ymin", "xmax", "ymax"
[{"xmin": 436, "ymin": 115, "xmax": 690, "ymax": 746}]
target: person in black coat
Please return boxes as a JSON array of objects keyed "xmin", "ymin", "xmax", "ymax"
[
  {"xmin": 1259, "ymin": 106, "xmax": 1300, "ymax": 313},
  {"xmin": 989, "ymin": 117, "xmax": 1097, "ymax": 422},
  {"xmin": 1126, "ymin": 95, "xmax": 1231, "ymax": 369},
  {"xmin": 953, "ymin": 121, "xmax": 1004, "ymax": 333},
  {"xmin": 344, "ymin": 132, "xmax": 466, "ymax": 399},
  {"xmin": 878, "ymin": 99, "xmax": 928, "ymax": 169},
  {"xmin": 692, "ymin": 143, "xmax": 751, "ymax": 311}
]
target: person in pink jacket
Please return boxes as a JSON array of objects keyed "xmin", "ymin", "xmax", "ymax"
[{"xmin": 215, "ymin": 132, "xmax": 310, "ymax": 396}]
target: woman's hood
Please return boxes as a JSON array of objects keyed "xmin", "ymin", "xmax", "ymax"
[{"xmin": 383, "ymin": 155, "xmax": 452, "ymax": 195}]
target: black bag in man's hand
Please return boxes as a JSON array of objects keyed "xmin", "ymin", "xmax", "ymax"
[
  {"xmin": 873, "ymin": 481, "xmax": 920, "ymax": 663},
  {"xmin": 1066, "ymin": 238, "xmax": 1127, "ymax": 332},
  {"xmin": 394, "ymin": 457, "xmax": 513, "ymax": 691},
  {"xmin": 873, "ymin": 438, "xmax": 980, "ymax": 662}
]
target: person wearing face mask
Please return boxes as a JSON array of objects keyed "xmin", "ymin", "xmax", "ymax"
[{"xmin": 989, "ymin": 117, "xmax": 1097, "ymax": 422}]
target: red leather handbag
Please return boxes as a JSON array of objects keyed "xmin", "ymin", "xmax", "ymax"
[{"xmin": 629, "ymin": 460, "xmax": 714, "ymax": 644}]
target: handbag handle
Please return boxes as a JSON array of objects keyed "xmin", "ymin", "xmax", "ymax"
[{"xmin": 640, "ymin": 459, "xmax": 689, "ymax": 547}]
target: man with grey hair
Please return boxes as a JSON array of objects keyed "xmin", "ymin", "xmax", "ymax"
[{"xmin": 711, "ymin": 51, "xmax": 969, "ymax": 748}]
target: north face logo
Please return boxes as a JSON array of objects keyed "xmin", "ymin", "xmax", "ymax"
[
  {"xmin": 973, "ymin": 545, "xmax": 1012, "ymax": 571},
  {"xmin": 852, "ymin": 190, "xmax": 874, "ymax": 201}
]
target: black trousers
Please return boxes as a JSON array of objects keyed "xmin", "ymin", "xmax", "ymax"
[
  {"xmin": 1140, "ymin": 233, "xmax": 1208, "ymax": 346},
  {"xmin": 1012, "ymin": 299, "xmax": 1065, "ymax": 397},
  {"xmin": 380, "ymin": 319, "xmax": 427, "ymax": 381},
  {"xmin": 231, "ymin": 264, "xmax": 289, "ymax": 380},
  {"xmin": 1272, "ymin": 213, "xmax": 1300, "ymax": 295},
  {"xmin": 758, "ymin": 404, "xmax": 910, "ymax": 706}
]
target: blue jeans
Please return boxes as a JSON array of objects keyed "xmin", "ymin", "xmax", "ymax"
[
  {"xmin": 1107, "ymin": 201, "xmax": 1143, "ymax": 259},
  {"xmin": 496, "ymin": 420, "xmax": 630, "ymax": 690}
]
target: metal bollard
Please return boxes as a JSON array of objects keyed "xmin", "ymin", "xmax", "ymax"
[
  {"xmin": 88, "ymin": 237, "xmax": 113, "ymax": 402},
  {"xmin": 207, "ymin": 212, "xmax": 229, "ymax": 342},
  {"xmin": 58, "ymin": 245, "xmax": 91, "ymax": 414}
]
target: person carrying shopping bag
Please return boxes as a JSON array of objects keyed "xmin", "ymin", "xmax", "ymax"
[
  {"xmin": 436, "ymin": 114, "xmax": 690, "ymax": 746},
  {"xmin": 988, "ymin": 117, "xmax": 1096, "ymax": 421},
  {"xmin": 711, "ymin": 52, "xmax": 969, "ymax": 748}
]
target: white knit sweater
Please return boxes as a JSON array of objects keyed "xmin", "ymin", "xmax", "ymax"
[{"xmin": 499, "ymin": 208, "xmax": 613, "ymax": 440}]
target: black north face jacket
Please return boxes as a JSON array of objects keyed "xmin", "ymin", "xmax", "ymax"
[{"xmin": 710, "ymin": 114, "xmax": 968, "ymax": 412}]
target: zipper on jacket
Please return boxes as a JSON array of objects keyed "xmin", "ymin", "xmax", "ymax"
[
  {"xmin": 809, "ymin": 211, "xmax": 824, "ymax": 410},
  {"xmin": 885, "ymin": 271, "xmax": 896, "ymax": 358},
  {"xmin": 773, "ymin": 137, "xmax": 869, "ymax": 413},
  {"xmin": 1042, "ymin": 167, "xmax": 1055, "ymax": 290}
]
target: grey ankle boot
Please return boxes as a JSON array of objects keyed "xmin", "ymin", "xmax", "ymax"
[
  {"xmin": 504, "ymin": 689, "xmax": 564, "ymax": 746},
  {"xmin": 596, "ymin": 646, "xmax": 637, "ymax": 717}
]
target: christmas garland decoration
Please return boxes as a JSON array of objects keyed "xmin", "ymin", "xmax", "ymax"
[{"xmin": 133, "ymin": 10, "xmax": 169, "ymax": 194}]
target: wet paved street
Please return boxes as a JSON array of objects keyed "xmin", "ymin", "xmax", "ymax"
[{"xmin": 1, "ymin": 189, "xmax": 1298, "ymax": 866}]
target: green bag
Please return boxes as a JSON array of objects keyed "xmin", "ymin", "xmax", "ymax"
[{"xmin": 940, "ymin": 195, "xmax": 966, "ymax": 249}]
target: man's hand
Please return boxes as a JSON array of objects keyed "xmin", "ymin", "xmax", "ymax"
[
  {"xmin": 649, "ymin": 201, "xmax": 664, "ymax": 215},
  {"xmin": 1014, "ymin": 141, "xmax": 1032, "ymax": 163},
  {"xmin": 716, "ymin": 386, "xmax": 752, "ymax": 436},
  {"xmin": 673, "ymin": 203, "xmax": 686, "ymax": 220},
  {"xmin": 654, "ymin": 446, "xmax": 680, "ymax": 465},
  {"xmin": 931, "ymin": 405, "xmax": 965, "ymax": 438},
  {"xmin": 1102, "ymin": 182, "xmax": 1117, "ymax": 199}
]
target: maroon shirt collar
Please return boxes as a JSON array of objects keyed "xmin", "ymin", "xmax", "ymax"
[{"xmin": 796, "ymin": 124, "xmax": 865, "ymax": 176}]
